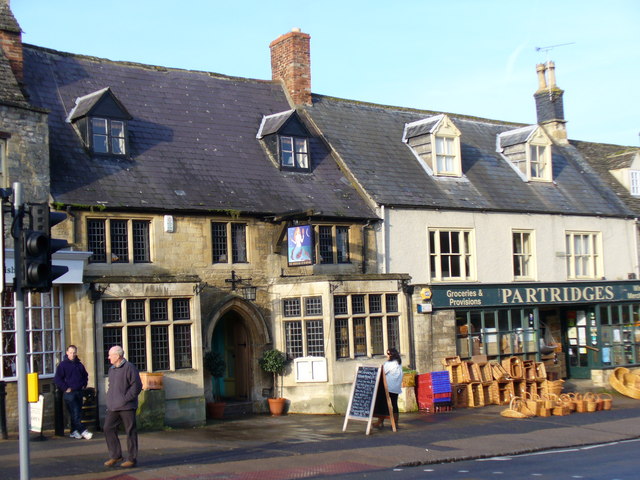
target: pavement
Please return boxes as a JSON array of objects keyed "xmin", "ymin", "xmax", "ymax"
[{"xmin": 3, "ymin": 388, "xmax": 640, "ymax": 480}]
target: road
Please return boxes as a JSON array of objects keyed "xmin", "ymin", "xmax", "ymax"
[{"xmin": 308, "ymin": 438, "xmax": 640, "ymax": 480}]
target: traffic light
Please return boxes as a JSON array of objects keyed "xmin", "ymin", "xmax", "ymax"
[{"xmin": 20, "ymin": 203, "xmax": 69, "ymax": 292}]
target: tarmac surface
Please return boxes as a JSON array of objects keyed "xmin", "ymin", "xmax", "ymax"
[{"xmin": 3, "ymin": 389, "xmax": 640, "ymax": 480}]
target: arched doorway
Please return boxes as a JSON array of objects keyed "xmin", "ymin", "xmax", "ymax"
[
  {"xmin": 212, "ymin": 310, "xmax": 249, "ymax": 399},
  {"xmin": 205, "ymin": 297, "xmax": 270, "ymax": 403}
]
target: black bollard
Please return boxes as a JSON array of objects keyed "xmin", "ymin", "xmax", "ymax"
[
  {"xmin": 0, "ymin": 381, "xmax": 7, "ymax": 439},
  {"xmin": 54, "ymin": 386, "xmax": 65, "ymax": 436}
]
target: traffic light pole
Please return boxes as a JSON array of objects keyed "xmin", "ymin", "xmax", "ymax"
[{"xmin": 12, "ymin": 182, "xmax": 30, "ymax": 480}]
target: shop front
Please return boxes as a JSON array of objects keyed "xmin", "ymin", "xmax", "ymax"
[{"xmin": 425, "ymin": 281, "xmax": 640, "ymax": 384}]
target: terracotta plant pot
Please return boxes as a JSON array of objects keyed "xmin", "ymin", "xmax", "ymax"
[
  {"xmin": 140, "ymin": 372, "xmax": 164, "ymax": 390},
  {"xmin": 267, "ymin": 397, "xmax": 286, "ymax": 416},
  {"xmin": 206, "ymin": 401, "xmax": 225, "ymax": 419}
]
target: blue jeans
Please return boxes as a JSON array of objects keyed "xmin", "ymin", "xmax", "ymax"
[{"xmin": 63, "ymin": 390, "xmax": 84, "ymax": 433}]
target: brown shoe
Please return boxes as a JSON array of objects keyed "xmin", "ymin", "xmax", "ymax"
[
  {"xmin": 104, "ymin": 457, "xmax": 122, "ymax": 467},
  {"xmin": 120, "ymin": 460, "xmax": 137, "ymax": 468}
]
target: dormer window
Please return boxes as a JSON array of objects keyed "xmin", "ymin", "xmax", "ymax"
[
  {"xmin": 498, "ymin": 125, "xmax": 552, "ymax": 182},
  {"xmin": 257, "ymin": 110, "xmax": 312, "ymax": 172},
  {"xmin": 67, "ymin": 87, "xmax": 132, "ymax": 157},
  {"xmin": 280, "ymin": 135, "xmax": 308, "ymax": 169},
  {"xmin": 604, "ymin": 149, "xmax": 640, "ymax": 196},
  {"xmin": 92, "ymin": 118, "xmax": 126, "ymax": 155},
  {"xmin": 402, "ymin": 114, "xmax": 462, "ymax": 177}
]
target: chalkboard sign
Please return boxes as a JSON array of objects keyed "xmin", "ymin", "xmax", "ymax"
[
  {"xmin": 348, "ymin": 366, "xmax": 379, "ymax": 419},
  {"xmin": 343, "ymin": 365, "xmax": 395, "ymax": 435}
]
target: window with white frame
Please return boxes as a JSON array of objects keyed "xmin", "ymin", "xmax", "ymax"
[
  {"xmin": 334, "ymin": 293, "xmax": 399, "ymax": 359},
  {"xmin": 212, "ymin": 222, "xmax": 247, "ymax": 264},
  {"xmin": 429, "ymin": 229, "xmax": 474, "ymax": 281},
  {"xmin": 101, "ymin": 297, "xmax": 193, "ymax": 374},
  {"xmin": 630, "ymin": 170, "xmax": 640, "ymax": 196},
  {"xmin": 1, "ymin": 288, "xmax": 64, "ymax": 380},
  {"xmin": 283, "ymin": 296, "xmax": 325, "ymax": 359},
  {"xmin": 513, "ymin": 230, "xmax": 534, "ymax": 279},
  {"xmin": 279, "ymin": 136, "xmax": 309, "ymax": 170},
  {"xmin": 529, "ymin": 143, "xmax": 550, "ymax": 180},
  {"xmin": 88, "ymin": 218, "xmax": 151, "ymax": 264},
  {"xmin": 565, "ymin": 231, "xmax": 602, "ymax": 279},
  {"xmin": 91, "ymin": 117, "xmax": 127, "ymax": 155},
  {"xmin": 435, "ymin": 136, "xmax": 458, "ymax": 175}
]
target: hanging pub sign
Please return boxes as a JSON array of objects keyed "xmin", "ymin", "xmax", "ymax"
[{"xmin": 287, "ymin": 224, "xmax": 313, "ymax": 266}]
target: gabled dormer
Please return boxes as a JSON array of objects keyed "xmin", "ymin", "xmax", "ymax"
[
  {"xmin": 497, "ymin": 125, "xmax": 552, "ymax": 182},
  {"xmin": 402, "ymin": 114, "xmax": 462, "ymax": 177},
  {"xmin": 607, "ymin": 149, "xmax": 640, "ymax": 196},
  {"xmin": 67, "ymin": 87, "xmax": 132, "ymax": 157},
  {"xmin": 257, "ymin": 110, "xmax": 311, "ymax": 172}
]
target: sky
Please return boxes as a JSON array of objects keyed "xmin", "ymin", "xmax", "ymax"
[{"xmin": 10, "ymin": 0, "xmax": 640, "ymax": 146}]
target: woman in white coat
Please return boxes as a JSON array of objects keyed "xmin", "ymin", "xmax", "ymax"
[{"xmin": 373, "ymin": 347, "xmax": 403, "ymax": 429}]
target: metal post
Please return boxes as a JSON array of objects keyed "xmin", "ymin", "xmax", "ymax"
[
  {"xmin": 13, "ymin": 182, "xmax": 30, "ymax": 480},
  {"xmin": 0, "ymin": 381, "xmax": 8, "ymax": 439}
]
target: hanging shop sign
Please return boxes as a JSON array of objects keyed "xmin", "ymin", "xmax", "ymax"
[{"xmin": 428, "ymin": 281, "xmax": 640, "ymax": 309}]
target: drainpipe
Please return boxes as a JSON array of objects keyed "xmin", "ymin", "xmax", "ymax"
[
  {"xmin": 65, "ymin": 206, "xmax": 77, "ymax": 244},
  {"xmin": 361, "ymin": 221, "xmax": 371, "ymax": 274},
  {"xmin": 635, "ymin": 218, "xmax": 640, "ymax": 279},
  {"xmin": 380, "ymin": 205, "xmax": 387, "ymax": 274}
]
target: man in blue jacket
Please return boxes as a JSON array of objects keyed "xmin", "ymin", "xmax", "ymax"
[
  {"xmin": 54, "ymin": 345, "xmax": 93, "ymax": 439},
  {"xmin": 103, "ymin": 345, "xmax": 142, "ymax": 469}
]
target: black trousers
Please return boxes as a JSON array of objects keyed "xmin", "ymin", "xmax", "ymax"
[{"xmin": 103, "ymin": 409, "xmax": 138, "ymax": 462}]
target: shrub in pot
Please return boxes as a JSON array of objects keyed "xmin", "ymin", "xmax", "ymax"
[
  {"xmin": 204, "ymin": 350, "xmax": 226, "ymax": 419},
  {"xmin": 259, "ymin": 348, "xmax": 288, "ymax": 415}
]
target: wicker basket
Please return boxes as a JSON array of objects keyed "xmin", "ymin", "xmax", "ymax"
[
  {"xmin": 559, "ymin": 393, "xmax": 576, "ymax": 412},
  {"xmin": 491, "ymin": 362, "xmax": 511, "ymax": 381},
  {"xmin": 583, "ymin": 392, "xmax": 597, "ymax": 412},
  {"xmin": 541, "ymin": 379, "xmax": 564, "ymax": 396},
  {"xmin": 500, "ymin": 396, "xmax": 535, "ymax": 419},
  {"xmin": 502, "ymin": 357, "xmax": 524, "ymax": 379},
  {"xmin": 599, "ymin": 392, "xmax": 613, "ymax": 411},
  {"xmin": 523, "ymin": 391, "xmax": 542, "ymax": 416},
  {"xmin": 609, "ymin": 367, "xmax": 640, "ymax": 399}
]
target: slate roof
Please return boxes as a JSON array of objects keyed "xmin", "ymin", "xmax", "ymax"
[
  {"xmin": 20, "ymin": 45, "xmax": 376, "ymax": 220},
  {"xmin": 572, "ymin": 140, "xmax": 640, "ymax": 216},
  {"xmin": 304, "ymin": 95, "xmax": 634, "ymax": 218}
]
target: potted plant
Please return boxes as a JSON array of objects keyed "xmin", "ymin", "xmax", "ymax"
[
  {"xmin": 204, "ymin": 350, "xmax": 226, "ymax": 419},
  {"xmin": 259, "ymin": 348, "xmax": 288, "ymax": 415}
]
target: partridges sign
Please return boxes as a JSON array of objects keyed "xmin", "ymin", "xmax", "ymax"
[{"xmin": 428, "ymin": 281, "xmax": 640, "ymax": 309}]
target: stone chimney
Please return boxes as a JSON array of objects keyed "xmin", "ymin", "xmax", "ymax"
[
  {"xmin": 534, "ymin": 61, "xmax": 567, "ymax": 143},
  {"xmin": 270, "ymin": 28, "xmax": 312, "ymax": 106},
  {"xmin": 0, "ymin": 0, "xmax": 23, "ymax": 83}
]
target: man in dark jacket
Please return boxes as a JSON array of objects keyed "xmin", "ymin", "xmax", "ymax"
[
  {"xmin": 103, "ymin": 345, "xmax": 142, "ymax": 469},
  {"xmin": 54, "ymin": 345, "xmax": 93, "ymax": 439}
]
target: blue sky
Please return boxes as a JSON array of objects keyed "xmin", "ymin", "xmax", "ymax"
[{"xmin": 10, "ymin": 0, "xmax": 640, "ymax": 146}]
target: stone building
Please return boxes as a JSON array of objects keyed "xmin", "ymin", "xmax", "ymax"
[{"xmin": 0, "ymin": 3, "xmax": 410, "ymax": 430}]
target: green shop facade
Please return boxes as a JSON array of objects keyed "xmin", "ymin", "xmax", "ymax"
[{"xmin": 426, "ymin": 281, "xmax": 640, "ymax": 383}]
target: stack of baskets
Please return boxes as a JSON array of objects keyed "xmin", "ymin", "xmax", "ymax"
[{"xmin": 443, "ymin": 356, "xmax": 553, "ymax": 408}]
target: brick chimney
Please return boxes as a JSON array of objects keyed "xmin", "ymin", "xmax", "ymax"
[
  {"xmin": 270, "ymin": 28, "xmax": 311, "ymax": 106},
  {"xmin": 0, "ymin": 0, "xmax": 23, "ymax": 83},
  {"xmin": 534, "ymin": 61, "xmax": 567, "ymax": 143}
]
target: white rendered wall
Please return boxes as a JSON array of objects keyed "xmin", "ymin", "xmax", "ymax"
[{"xmin": 378, "ymin": 208, "xmax": 638, "ymax": 285}]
